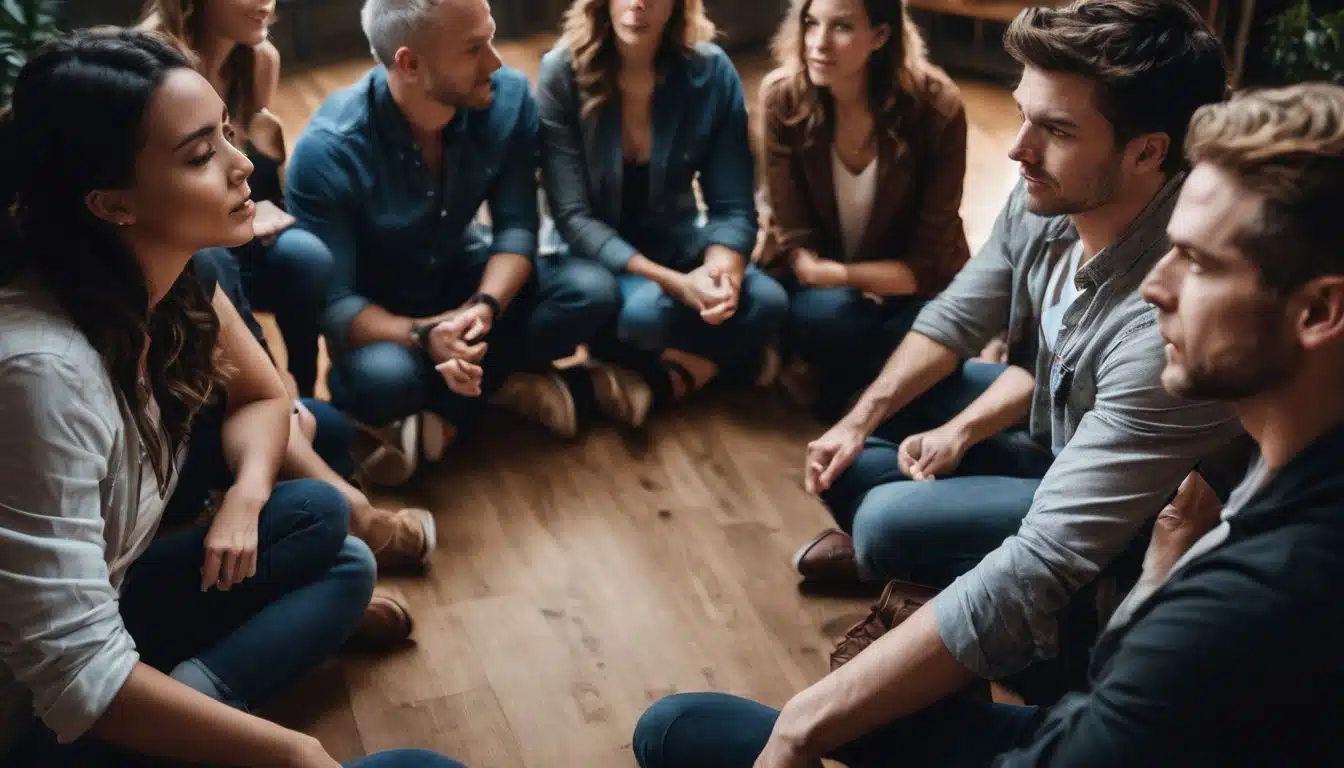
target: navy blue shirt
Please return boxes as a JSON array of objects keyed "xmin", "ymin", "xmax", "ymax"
[{"xmin": 286, "ymin": 66, "xmax": 540, "ymax": 352}]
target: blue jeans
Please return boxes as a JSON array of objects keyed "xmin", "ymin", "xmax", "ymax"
[
  {"xmin": 822, "ymin": 360, "xmax": 1055, "ymax": 587},
  {"xmin": 5, "ymin": 481, "xmax": 377, "ymax": 766},
  {"xmin": 304, "ymin": 397, "xmax": 356, "ymax": 479},
  {"xmin": 786, "ymin": 286, "xmax": 925, "ymax": 419},
  {"xmin": 328, "ymin": 255, "xmax": 618, "ymax": 428},
  {"xmin": 233, "ymin": 227, "xmax": 335, "ymax": 397},
  {"xmin": 632, "ymin": 691, "xmax": 1043, "ymax": 768},
  {"xmin": 597, "ymin": 265, "xmax": 788, "ymax": 369}
]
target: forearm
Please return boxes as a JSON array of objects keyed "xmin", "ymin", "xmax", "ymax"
[
  {"xmin": 347, "ymin": 304, "xmax": 418, "ymax": 349},
  {"xmin": 845, "ymin": 260, "xmax": 919, "ymax": 296},
  {"xmin": 626, "ymin": 254, "xmax": 687, "ymax": 293},
  {"xmin": 221, "ymin": 398, "xmax": 290, "ymax": 495},
  {"xmin": 778, "ymin": 604, "xmax": 975, "ymax": 757},
  {"xmin": 702, "ymin": 243, "xmax": 746, "ymax": 280},
  {"xmin": 844, "ymin": 332, "xmax": 961, "ymax": 434},
  {"xmin": 89, "ymin": 663, "xmax": 311, "ymax": 766},
  {"xmin": 476, "ymin": 251, "xmax": 532, "ymax": 311},
  {"xmin": 944, "ymin": 365, "xmax": 1035, "ymax": 444}
]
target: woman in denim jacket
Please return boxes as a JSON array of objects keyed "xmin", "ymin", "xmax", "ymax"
[{"xmin": 539, "ymin": 0, "xmax": 788, "ymax": 427}]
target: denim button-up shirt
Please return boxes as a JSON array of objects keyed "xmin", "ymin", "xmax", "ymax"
[
  {"xmin": 286, "ymin": 66, "xmax": 540, "ymax": 352},
  {"xmin": 536, "ymin": 42, "xmax": 758, "ymax": 272}
]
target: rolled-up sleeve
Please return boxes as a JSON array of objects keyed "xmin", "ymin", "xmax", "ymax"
[
  {"xmin": 285, "ymin": 130, "xmax": 367, "ymax": 353},
  {"xmin": 909, "ymin": 181, "xmax": 1024, "ymax": 358},
  {"xmin": 536, "ymin": 51, "xmax": 638, "ymax": 273},
  {"xmin": 487, "ymin": 86, "xmax": 541, "ymax": 259},
  {"xmin": 934, "ymin": 321, "xmax": 1243, "ymax": 678},
  {"xmin": 695, "ymin": 50, "xmax": 758, "ymax": 257},
  {"xmin": 0, "ymin": 354, "xmax": 138, "ymax": 744}
]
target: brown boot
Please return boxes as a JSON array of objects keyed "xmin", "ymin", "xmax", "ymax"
[
  {"xmin": 829, "ymin": 579, "xmax": 939, "ymax": 671},
  {"xmin": 793, "ymin": 529, "xmax": 861, "ymax": 585},
  {"xmin": 589, "ymin": 362, "xmax": 654, "ymax": 428},
  {"xmin": 360, "ymin": 507, "xmax": 436, "ymax": 572},
  {"xmin": 490, "ymin": 371, "xmax": 578, "ymax": 438},
  {"xmin": 348, "ymin": 588, "xmax": 414, "ymax": 651}
]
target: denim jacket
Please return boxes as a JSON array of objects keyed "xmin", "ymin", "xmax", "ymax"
[
  {"xmin": 286, "ymin": 66, "xmax": 541, "ymax": 353},
  {"xmin": 536, "ymin": 42, "xmax": 758, "ymax": 273}
]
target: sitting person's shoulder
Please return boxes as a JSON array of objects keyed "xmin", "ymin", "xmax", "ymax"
[
  {"xmin": 686, "ymin": 41, "xmax": 738, "ymax": 86},
  {"xmin": 0, "ymin": 274, "xmax": 114, "ymax": 405},
  {"xmin": 908, "ymin": 61, "xmax": 965, "ymax": 122},
  {"xmin": 486, "ymin": 65, "xmax": 534, "ymax": 110},
  {"xmin": 302, "ymin": 66, "xmax": 383, "ymax": 140}
]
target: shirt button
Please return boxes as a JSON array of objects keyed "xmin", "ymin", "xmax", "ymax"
[{"xmin": 440, "ymin": 209, "xmax": 447, "ymax": 218}]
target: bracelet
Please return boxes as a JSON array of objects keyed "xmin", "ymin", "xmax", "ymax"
[{"xmin": 465, "ymin": 292, "xmax": 501, "ymax": 323}]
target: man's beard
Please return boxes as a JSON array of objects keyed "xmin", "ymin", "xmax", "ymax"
[
  {"xmin": 1024, "ymin": 157, "xmax": 1122, "ymax": 217},
  {"xmin": 1167, "ymin": 323, "xmax": 1301, "ymax": 402},
  {"xmin": 425, "ymin": 77, "xmax": 490, "ymax": 110}
]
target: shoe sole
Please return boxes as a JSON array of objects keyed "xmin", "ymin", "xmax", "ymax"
[{"xmin": 410, "ymin": 508, "xmax": 437, "ymax": 566}]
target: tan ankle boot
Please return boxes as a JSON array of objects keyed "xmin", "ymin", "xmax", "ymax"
[
  {"xmin": 360, "ymin": 507, "xmax": 436, "ymax": 572},
  {"xmin": 348, "ymin": 588, "xmax": 414, "ymax": 650}
]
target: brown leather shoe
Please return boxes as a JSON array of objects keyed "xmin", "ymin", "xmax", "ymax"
[
  {"xmin": 589, "ymin": 362, "xmax": 654, "ymax": 428},
  {"xmin": 829, "ymin": 579, "xmax": 940, "ymax": 671},
  {"xmin": 362, "ymin": 507, "xmax": 436, "ymax": 572},
  {"xmin": 793, "ymin": 529, "xmax": 861, "ymax": 585},
  {"xmin": 348, "ymin": 589, "xmax": 414, "ymax": 651}
]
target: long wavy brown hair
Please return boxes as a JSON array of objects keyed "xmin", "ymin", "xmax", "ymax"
[
  {"xmin": 767, "ymin": 0, "xmax": 928, "ymax": 143},
  {"xmin": 560, "ymin": 0, "xmax": 718, "ymax": 121},
  {"xmin": 139, "ymin": 0, "xmax": 260, "ymax": 127},
  {"xmin": 0, "ymin": 29, "xmax": 228, "ymax": 494}
]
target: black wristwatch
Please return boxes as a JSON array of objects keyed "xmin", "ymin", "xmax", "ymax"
[
  {"xmin": 411, "ymin": 321, "xmax": 436, "ymax": 350},
  {"xmin": 465, "ymin": 291, "xmax": 501, "ymax": 323}
]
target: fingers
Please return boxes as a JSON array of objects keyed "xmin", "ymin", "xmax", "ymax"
[
  {"xmin": 437, "ymin": 358, "xmax": 484, "ymax": 396},
  {"xmin": 817, "ymin": 441, "xmax": 858, "ymax": 492},
  {"xmin": 201, "ymin": 548, "xmax": 222, "ymax": 592},
  {"xmin": 700, "ymin": 299, "xmax": 738, "ymax": 325},
  {"xmin": 897, "ymin": 437, "xmax": 921, "ymax": 477},
  {"xmin": 803, "ymin": 450, "xmax": 828, "ymax": 496}
]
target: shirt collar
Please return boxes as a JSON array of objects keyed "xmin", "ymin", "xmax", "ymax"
[
  {"xmin": 370, "ymin": 66, "xmax": 467, "ymax": 153},
  {"xmin": 1044, "ymin": 171, "xmax": 1186, "ymax": 291}
]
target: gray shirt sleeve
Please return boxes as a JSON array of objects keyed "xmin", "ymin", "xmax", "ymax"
[
  {"xmin": 908, "ymin": 180, "xmax": 1025, "ymax": 358},
  {"xmin": 934, "ymin": 319, "xmax": 1243, "ymax": 678},
  {"xmin": 0, "ymin": 353, "xmax": 140, "ymax": 743}
]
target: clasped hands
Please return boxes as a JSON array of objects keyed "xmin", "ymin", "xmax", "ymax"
[
  {"xmin": 672, "ymin": 263, "xmax": 741, "ymax": 324},
  {"xmin": 423, "ymin": 303, "xmax": 494, "ymax": 397}
]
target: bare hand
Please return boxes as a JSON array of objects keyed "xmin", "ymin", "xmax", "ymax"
[
  {"xmin": 202, "ymin": 485, "xmax": 264, "ymax": 591},
  {"xmin": 674, "ymin": 265, "xmax": 739, "ymax": 324},
  {"xmin": 804, "ymin": 420, "xmax": 867, "ymax": 495},
  {"xmin": 426, "ymin": 310, "xmax": 489, "ymax": 366},
  {"xmin": 979, "ymin": 335, "xmax": 1009, "ymax": 364},
  {"xmin": 252, "ymin": 200, "xmax": 295, "ymax": 244},
  {"xmin": 754, "ymin": 718, "xmax": 819, "ymax": 768},
  {"xmin": 436, "ymin": 357, "xmax": 484, "ymax": 397},
  {"xmin": 898, "ymin": 423, "xmax": 972, "ymax": 481},
  {"xmin": 792, "ymin": 249, "xmax": 849, "ymax": 289},
  {"xmin": 1142, "ymin": 471, "xmax": 1222, "ymax": 585}
]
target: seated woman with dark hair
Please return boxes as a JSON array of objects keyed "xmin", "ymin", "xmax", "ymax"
[
  {"xmin": 758, "ymin": 0, "xmax": 971, "ymax": 418},
  {"xmin": 139, "ymin": 0, "xmax": 334, "ymax": 400},
  {"xmin": 539, "ymin": 0, "xmax": 789, "ymax": 427},
  {"xmin": 0, "ymin": 28, "xmax": 458, "ymax": 768}
]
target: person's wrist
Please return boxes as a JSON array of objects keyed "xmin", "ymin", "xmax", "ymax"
[{"xmin": 465, "ymin": 292, "xmax": 501, "ymax": 325}]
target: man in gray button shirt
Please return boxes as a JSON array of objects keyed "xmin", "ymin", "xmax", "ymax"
[{"xmin": 649, "ymin": 0, "xmax": 1242, "ymax": 761}]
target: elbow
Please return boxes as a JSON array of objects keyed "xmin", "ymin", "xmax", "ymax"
[{"xmin": 35, "ymin": 629, "xmax": 140, "ymax": 744}]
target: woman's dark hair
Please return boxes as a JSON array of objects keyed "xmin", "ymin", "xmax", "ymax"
[{"xmin": 0, "ymin": 27, "xmax": 228, "ymax": 494}]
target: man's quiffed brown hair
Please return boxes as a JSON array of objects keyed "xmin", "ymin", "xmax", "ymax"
[
  {"xmin": 1004, "ymin": 0, "xmax": 1228, "ymax": 172},
  {"xmin": 1187, "ymin": 83, "xmax": 1344, "ymax": 293}
]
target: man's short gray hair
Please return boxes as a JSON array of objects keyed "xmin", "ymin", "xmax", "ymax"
[{"xmin": 360, "ymin": 0, "xmax": 442, "ymax": 67}]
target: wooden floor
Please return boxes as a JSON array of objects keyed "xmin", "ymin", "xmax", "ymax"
[{"xmin": 263, "ymin": 37, "xmax": 1022, "ymax": 767}]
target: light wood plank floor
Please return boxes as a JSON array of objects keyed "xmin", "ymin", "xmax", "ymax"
[{"xmin": 262, "ymin": 37, "xmax": 1022, "ymax": 767}]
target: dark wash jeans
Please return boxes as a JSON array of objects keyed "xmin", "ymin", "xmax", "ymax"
[
  {"xmin": 4, "ymin": 480, "xmax": 381, "ymax": 766},
  {"xmin": 327, "ymin": 252, "xmax": 619, "ymax": 430},
  {"xmin": 822, "ymin": 360, "xmax": 1055, "ymax": 588},
  {"xmin": 632, "ymin": 691, "xmax": 1044, "ymax": 768},
  {"xmin": 784, "ymin": 285, "xmax": 926, "ymax": 421}
]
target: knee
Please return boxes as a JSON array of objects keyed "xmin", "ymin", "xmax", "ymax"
[
  {"xmin": 849, "ymin": 484, "xmax": 927, "ymax": 580},
  {"xmin": 820, "ymin": 443, "xmax": 901, "ymax": 526},
  {"xmin": 355, "ymin": 750, "xmax": 464, "ymax": 768},
  {"xmin": 333, "ymin": 535, "xmax": 378, "ymax": 607},
  {"xmin": 287, "ymin": 478, "xmax": 352, "ymax": 540},
  {"xmin": 632, "ymin": 694, "xmax": 700, "ymax": 768},
  {"xmin": 553, "ymin": 260, "xmax": 621, "ymax": 321},
  {"xmin": 272, "ymin": 228, "xmax": 335, "ymax": 302},
  {"xmin": 786, "ymin": 288, "xmax": 849, "ymax": 343},
  {"xmin": 332, "ymin": 344, "xmax": 426, "ymax": 425},
  {"xmin": 616, "ymin": 288, "xmax": 673, "ymax": 350},
  {"xmin": 738, "ymin": 273, "xmax": 789, "ymax": 338}
]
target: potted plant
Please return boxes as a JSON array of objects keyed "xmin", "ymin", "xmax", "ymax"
[
  {"xmin": 1, "ymin": 0, "xmax": 64, "ymax": 104},
  {"xmin": 1260, "ymin": 0, "xmax": 1343, "ymax": 85}
]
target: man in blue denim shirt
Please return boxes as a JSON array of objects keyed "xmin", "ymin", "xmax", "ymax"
[{"xmin": 286, "ymin": 0, "xmax": 618, "ymax": 483}]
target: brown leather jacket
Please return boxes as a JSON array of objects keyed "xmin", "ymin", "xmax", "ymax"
[{"xmin": 755, "ymin": 64, "xmax": 971, "ymax": 298}]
